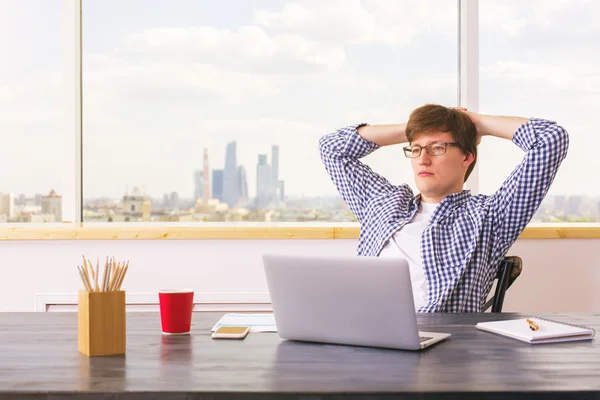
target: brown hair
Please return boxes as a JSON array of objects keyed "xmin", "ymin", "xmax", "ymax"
[{"xmin": 405, "ymin": 104, "xmax": 477, "ymax": 182}]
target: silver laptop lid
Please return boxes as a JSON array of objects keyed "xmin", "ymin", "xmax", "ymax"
[{"xmin": 263, "ymin": 253, "xmax": 423, "ymax": 350}]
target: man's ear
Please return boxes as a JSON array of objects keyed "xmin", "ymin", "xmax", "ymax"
[{"xmin": 463, "ymin": 152, "xmax": 475, "ymax": 168}]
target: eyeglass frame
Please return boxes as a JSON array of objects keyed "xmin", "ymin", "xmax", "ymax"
[{"xmin": 402, "ymin": 142, "xmax": 462, "ymax": 158}]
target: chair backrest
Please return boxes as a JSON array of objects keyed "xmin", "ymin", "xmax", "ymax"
[{"xmin": 482, "ymin": 256, "xmax": 523, "ymax": 313}]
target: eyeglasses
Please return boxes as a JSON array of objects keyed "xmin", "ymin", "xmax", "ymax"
[{"xmin": 403, "ymin": 142, "xmax": 461, "ymax": 158}]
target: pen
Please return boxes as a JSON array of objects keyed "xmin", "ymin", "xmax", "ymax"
[{"xmin": 526, "ymin": 318, "xmax": 539, "ymax": 331}]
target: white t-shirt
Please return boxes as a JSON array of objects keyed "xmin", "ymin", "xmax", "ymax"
[{"xmin": 378, "ymin": 202, "xmax": 438, "ymax": 310}]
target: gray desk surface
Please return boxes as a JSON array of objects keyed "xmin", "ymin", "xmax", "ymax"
[{"xmin": 1, "ymin": 312, "xmax": 599, "ymax": 399}]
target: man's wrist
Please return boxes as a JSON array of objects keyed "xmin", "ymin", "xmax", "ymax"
[{"xmin": 475, "ymin": 114, "xmax": 491, "ymax": 137}]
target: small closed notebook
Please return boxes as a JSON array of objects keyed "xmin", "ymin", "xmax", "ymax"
[{"xmin": 476, "ymin": 317, "xmax": 595, "ymax": 344}]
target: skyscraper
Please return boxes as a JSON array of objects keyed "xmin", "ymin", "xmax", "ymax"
[
  {"xmin": 271, "ymin": 145, "xmax": 284, "ymax": 206},
  {"xmin": 212, "ymin": 169, "xmax": 224, "ymax": 202},
  {"xmin": 278, "ymin": 180, "xmax": 285, "ymax": 202},
  {"xmin": 194, "ymin": 169, "xmax": 203, "ymax": 201},
  {"xmin": 223, "ymin": 141, "xmax": 239, "ymax": 208},
  {"xmin": 170, "ymin": 191, "xmax": 180, "ymax": 211},
  {"xmin": 237, "ymin": 166, "xmax": 248, "ymax": 200},
  {"xmin": 271, "ymin": 144, "xmax": 279, "ymax": 185},
  {"xmin": 202, "ymin": 148, "xmax": 210, "ymax": 203},
  {"xmin": 256, "ymin": 154, "xmax": 267, "ymax": 196},
  {"xmin": 256, "ymin": 154, "xmax": 272, "ymax": 209}
]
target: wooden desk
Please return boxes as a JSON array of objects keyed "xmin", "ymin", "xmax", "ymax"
[{"xmin": 1, "ymin": 312, "xmax": 599, "ymax": 399}]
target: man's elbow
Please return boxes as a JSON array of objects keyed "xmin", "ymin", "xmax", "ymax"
[
  {"xmin": 553, "ymin": 124, "xmax": 570, "ymax": 160},
  {"xmin": 318, "ymin": 134, "xmax": 337, "ymax": 160}
]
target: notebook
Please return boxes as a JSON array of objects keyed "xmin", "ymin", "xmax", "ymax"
[{"xmin": 476, "ymin": 317, "xmax": 595, "ymax": 344}]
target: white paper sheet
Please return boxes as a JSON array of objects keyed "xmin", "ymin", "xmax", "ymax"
[{"xmin": 210, "ymin": 313, "xmax": 277, "ymax": 332}]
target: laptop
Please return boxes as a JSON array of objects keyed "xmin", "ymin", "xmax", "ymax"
[{"xmin": 262, "ymin": 253, "xmax": 451, "ymax": 350}]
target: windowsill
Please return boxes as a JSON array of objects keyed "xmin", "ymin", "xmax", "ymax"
[{"xmin": 0, "ymin": 223, "xmax": 599, "ymax": 240}]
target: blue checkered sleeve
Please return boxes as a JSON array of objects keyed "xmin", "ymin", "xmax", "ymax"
[
  {"xmin": 319, "ymin": 124, "xmax": 397, "ymax": 223},
  {"xmin": 488, "ymin": 118, "xmax": 569, "ymax": 246}
]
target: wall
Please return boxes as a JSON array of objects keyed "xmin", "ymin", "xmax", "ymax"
[{"xmin": 0, "ymin": 239, "xmax": 598, "ymax": 312}]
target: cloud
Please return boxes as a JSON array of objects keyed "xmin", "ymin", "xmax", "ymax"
[
  {"xmin": 120, "ymin": 25, "xmax": 346, "ymax": 72},
  {"xmin": 482, "ymin": 60, "xmax": 600, "ymax": 92},
  {"xmin": 0, "ymin": 72, "xmax": 62, "ymax": 128},
  {"xmin": 480, "ymin": 0, "xmax": 594, "ymax": 38},
  {"xmin": 85, "ymin": 57, "xmax": 281, "ymax": 105},
  {"xmin": 79, "ymin": 22, "xmax": 355, "ymax": 110},
  {"xmin": 255, "ymin": 0, "xmax": 455, "ymax": 45},
  {"xmin": 78, "ymin": 0, "xmax": 460, "ymax": 123}
]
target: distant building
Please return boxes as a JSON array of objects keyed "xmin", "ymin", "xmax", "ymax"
[
  {"xmin": 203, "ymin": 148, "xmax": 210, "ymax": 203},
  {"xmin": 271, "ymin": 145, "xmax": 282, "ymax": 207},
  {"xmin": 142, "ymin": 199, "xmax": 152, "ymax": 222},
  {"xmin": 256, "ymin": 154, "xmax": 272, "ymax": 208},
  {"xmin": 0, "ymin": 192, "xmax": 15, "ymax": 218},
  {"xmin": 223, "ymin": 141, "xmax": 238, "ymax": 208},
  {"xmin": 278, "ymin": 180, "xmax": 285, "ymax": 202},
  {"xmin": 566, "ymin": 196, "xmax": 583, "ymax": 216},
  {"xmin": 272, "ymin": 145, "xmax": 279, "ymax": 185},
  {"xmin": 212, "ymin": 169, "xmax": 224, "ymax": 202},
  {"xmin": 238, "ymin": 165, "xmax": 248, "ymax": 200},
  {"xmin": 170, "ymin": 192, "xmax": 180, "ymax": 211},
  {"xmin": 123, "ymin": 187, "xmax": 146, "ymax": 217},
  {"xmin": 194, "ymin": 169, "xmax": 203, "ymax": 201},
  {"xmin": 20, "ymin": 213, "xmax": 57, "ymax": 223},
  {"xmin": 554, "ymin": 195, "xmax": 567, "ymax": 213},
  {"xmin": 41, "ymin": 190, "xmax": 62, "ymax": 221}
]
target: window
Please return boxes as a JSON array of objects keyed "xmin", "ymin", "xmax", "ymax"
[
  {"xmin": 82, "ymin": 0, "xmax": 457, "ymax": 223},
  {"xmin": 0, "ymin": 1, "xmax": 65, "ymax": 223},
  {"xmin": 479, "ymin": 0, "xmax": 599, "ymax": 222}
]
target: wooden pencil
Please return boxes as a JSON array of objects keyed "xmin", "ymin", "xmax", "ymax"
[
  {"xmin": 78, "ymin": 265, "xmax": 92, "ymax": 291},
  {"xmin": 116, "ymin": 261, "xmax": 129, "ymax": 290}
]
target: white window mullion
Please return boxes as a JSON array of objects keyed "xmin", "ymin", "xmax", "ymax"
[
  {"xmin": 459, "ymin": 0, "xmax": 479, "ymax": 194},
  {"xmin": 61, "ymin": 0, "xmax": 82, "ymax": 223}
]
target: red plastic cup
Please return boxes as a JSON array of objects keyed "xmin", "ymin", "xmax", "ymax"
[{"xmin": 158, "ymin": 289, "xmax": 194, "ymax": 335}]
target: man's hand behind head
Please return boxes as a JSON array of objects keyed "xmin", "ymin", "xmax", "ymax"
[{"xmin": 453, "ymin": 107, "xmax": 483, "ymax": 145}]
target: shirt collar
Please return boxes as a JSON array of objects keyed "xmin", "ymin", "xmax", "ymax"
[{"xmin": 409, "ymin": 190, "xmax": 471, "ymax": 210}]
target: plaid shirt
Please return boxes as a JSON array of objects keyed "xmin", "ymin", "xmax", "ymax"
[{"xmin": 319, "ymin": 118, "xmax": 569, "ymax": 312}]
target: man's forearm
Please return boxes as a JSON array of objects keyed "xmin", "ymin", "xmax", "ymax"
[
  {"xmin": 477, "ymin": 115, "xmax": 529, "ymax": 141},
  {"xmin": 357, "ymin": 123, "xmax": 408, "ymax": 146}
]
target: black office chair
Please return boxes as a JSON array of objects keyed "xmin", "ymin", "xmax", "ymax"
[{"xmin": 482, "ymin": 255, "xmax": 523, "ymax": 313}]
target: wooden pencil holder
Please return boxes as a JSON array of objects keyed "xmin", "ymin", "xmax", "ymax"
[{"xmin": 78, "ymin": 290, "xmax": 126, "ymax": 357}]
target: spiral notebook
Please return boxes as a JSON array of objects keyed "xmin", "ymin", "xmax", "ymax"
[{"xmin": 476, "ymin": 317, "xmax": 595, "ymax": 344}]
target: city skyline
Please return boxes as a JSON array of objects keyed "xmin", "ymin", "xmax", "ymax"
[
  {"xmin": 193, "ymin": 141, "xmax": 282, "ymax": 208},
  {"xmin": 3, "ymin": 188, "xmax": 600, "ymax": 224}
]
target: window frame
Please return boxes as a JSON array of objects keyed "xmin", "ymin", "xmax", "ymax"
[{"xmin": 2, "ymin": 0, "xmax": 598, "ymax": 241}]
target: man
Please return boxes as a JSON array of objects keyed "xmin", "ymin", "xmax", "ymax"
[{"xmin": 319, "ymin": 104, "xmax": 569, "ymax": 312}]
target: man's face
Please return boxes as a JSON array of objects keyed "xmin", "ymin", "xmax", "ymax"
[{"xmin": 408, "ymin": 131, "xmax": 474, "ymax": 202}]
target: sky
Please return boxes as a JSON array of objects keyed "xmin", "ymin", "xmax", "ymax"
[{"xmin": 1, "ymin": 0, "xmax": 599, "ymax": 200}]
